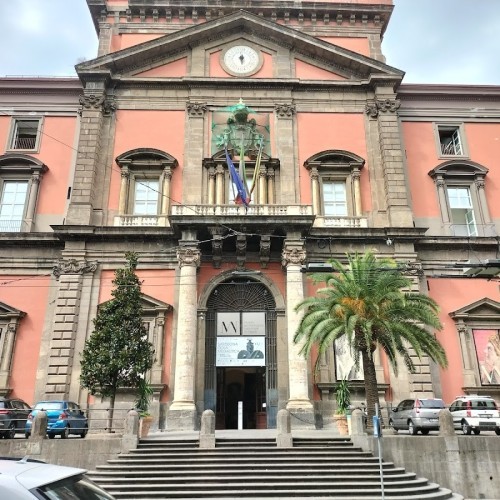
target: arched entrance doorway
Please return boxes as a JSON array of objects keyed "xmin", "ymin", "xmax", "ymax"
[{"xmin": 204, "ymin": 278, "xmax": 277, "ymax": 429}]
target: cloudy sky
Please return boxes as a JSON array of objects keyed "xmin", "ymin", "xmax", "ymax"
[{"xmin": 1, "ymin": 0, "xmax": 499, "ymax": 85}]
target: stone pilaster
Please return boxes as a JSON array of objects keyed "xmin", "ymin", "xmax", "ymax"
[
  {"xmin": 184, "ymin": 102, "xmax": 207, "ymax": 204},
  {"xmin": 44, "ymin": 259, "xmax": 98, "ymax": 399},
  {"xmin": 275, "ymin": 102, "xmax": 297, "ymax": 204},
  {"xmin": 282, "ymin": 239, "xmax": 315, "ymax": 429},
  {"xmin": 168, "ymin": 244, "xmax": 201, "ymax": 430},
  {"xmin": 365, "ymin": 93, "xmax": 413, "ymax": 227},
  {"xmin": 67, "ymin": 88, "xmax": 112, "ymax": 225}
]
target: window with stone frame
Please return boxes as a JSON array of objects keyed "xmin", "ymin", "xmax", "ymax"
[
  {"xmin": 450, "ymin": 298, "xmax": 500, "ymax": 400},
  {"xmin": 0, "ymin": 302, "xmax": 26, "ymax": 396},
  {"xmin": 115, "ymin": 148, "xmax": 178, "ymax": 221},
  {"xmin": 304, "ymin": 150, "xmax": 365, "ymax": 221},
  {"xmin": 8, "ymin": 117, "xmax": 43, "ymax": 151},
  {"xmin": 0, "ymin": 153, "xmax": 47, "ymax": 232},
  {"xmin": 203, "ymin": 151, "xmax": 280, "ymax": 206},
  {"xmin": 428, "ymin": 160, "xmax": 492, "ymax": 237}
]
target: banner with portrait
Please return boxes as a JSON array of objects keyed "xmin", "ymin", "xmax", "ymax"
[{"xmin": 473, "ymin": 329, "xmax": 500, "ymax": 385}]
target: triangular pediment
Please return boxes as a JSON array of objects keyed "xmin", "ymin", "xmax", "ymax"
[
  {"xmin": 99, "ymin": 294, "xmax": 171, "ymax": 315},
  {"xmin": 0, "ymin": 302, "xmax": 26, "ymax": 320},
  {"xmin": 77, "ymin": 10, "xmax": 403, "ymax": 84},
  {"xmin": 450, "ymin": 298, "xmax": 500, "ymax": 320}
]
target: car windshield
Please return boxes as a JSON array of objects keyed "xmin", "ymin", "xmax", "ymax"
[
  {"xmin": 471, "ymin": 400, "xmax": 497, "ymax": 410},
  {"xmin": 419, "ymin": 399, "xmax": 445, "ymax": 409},
  {"xmin": 36, "ymin": 474, "xmax": 115, "ymax": 500},
  {"xmin": 0, "ymin": 402, "xmax": 5, "ymax": 408},
  {"xmin": 34, "ymin": 402, "xmax": 63, "ymax": 410}
]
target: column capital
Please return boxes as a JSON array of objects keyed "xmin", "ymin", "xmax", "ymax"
[
  {"xmin": 365, "ymin": 98, "xmax": 401, "ymax": 118},
  {"xmin": 275, "ymin": 103, "xmax": 296, "ymax": 118},
  {"xmin": 186, "ymin": 101, "xmax": 207, "ymax": 117},
  {"xmin": 177, "ymin": 247, "xmax": 201, "ymax": 268}
]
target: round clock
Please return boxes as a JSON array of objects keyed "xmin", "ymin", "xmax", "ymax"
[{"xmin": 222, "ymin": 45, "xmax": 261, "ymax": 75}]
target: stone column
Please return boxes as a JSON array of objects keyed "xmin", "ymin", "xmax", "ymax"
[
  {"xmin": 282, "ymin": 239, "xmax": 314, "ymax": 429},
  {"xmin": 118, "ymin": 166, "xmax": 129, "ymax": 215},
  {"xmin": 310, "ymin": 167, "xmax": 320, "ymax": 215},
  {"xmin": 258, "ymin": 165, "xmax": 267, "ymax": 204},
  {"xmin": 434, "ymin": 176, "xmax": 450, "ymax": 225},
  {"xmin": 215, "ymin": 164, "xmax": 225, "ymax": 205},
  {"xmin": 352, "ymin": 168, "xmax": 362, "ymax": 216},
  {"xmin": 267, "ymin": 167, "xmax": 275, "ymax": 205},
  {"xmin": 24, "ymin": 171, "xmax": 42, "ymax": 231},
  {"xmin": 161, "ymin": 166, "xmax": 172, "ymax": 215},
  {"xmin": 168, "ymin": 243, "xmax": 201, "ymax": 430},
  {"xmin": 476, "ymin": 177, "xmax": 491, "ymax": 224},
  {"xmin": 207, "ymin": 166, "xmax": 216, "ymax": 205}
]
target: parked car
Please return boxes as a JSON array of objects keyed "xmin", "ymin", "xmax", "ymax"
[
  {"xmin": 449, "ymin": 394, "xmax": 500, "ymax": 435},
  {"xmin": 0, "ymin": 397, "xmax": 32, "ymax": 439},
  {"xmin": 25, "ymin": 401, "xmax": 88, "ymax": 439},
  {"xmin": 389, "ymin": 398, "xmax": 446, "ymax": 435},
  {"xmin": 0, "ymin": 456, "xmax": 115, "ymax": 499}
]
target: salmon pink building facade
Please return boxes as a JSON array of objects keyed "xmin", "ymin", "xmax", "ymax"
[{"xmin": 0, "ymin": 0, "xmax": 499, "ymax": 432}]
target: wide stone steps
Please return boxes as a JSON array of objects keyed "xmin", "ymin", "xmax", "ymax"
[{"xmin": 88, "ymin": 437, "xmax": 463, "ymax": 499}]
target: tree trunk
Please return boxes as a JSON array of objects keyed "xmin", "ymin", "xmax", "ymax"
[
  {"xmin": 107, "ymin": 391, "xmax": 116, "ymax": 433},
  {"xmin": 362, "ymin": 349, "xmax": 380, "ymax": 431}
]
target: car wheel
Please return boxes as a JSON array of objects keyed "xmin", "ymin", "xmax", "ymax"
[
  {"xmin": 6, "ymin": 423, "xmax": 16, "ymax": 439},
  {"xmin": 421, "ymin": 429, "xmax": 430, "ymax": 435},
  {"xmin": 408, "ymin": 421, "xmax": 418, "ymax": 435},
  {"xmin": 462, "ymin": 421, "xmax": 472, "ymax": 435},
  {"xmin": 473, "ymin": 428, "xmax": 480, "ymax": 435},
  {"xmin": 495, "ymin": 428, "xmax": 500, "ymax": 436},
  {"xmin": 48, "ymin": 433, "xmax": 55, "ymax": 439},
  {"xmin": 61, "ymin": 426, "xmax": 69, "ymax": 439},
  {"xmin": 25, "ymin": 432, "xmax": 30, "ymax": 439},
  {"xmin": 80, "ymin": 427, "xmax": 88, "ymax": 438}
]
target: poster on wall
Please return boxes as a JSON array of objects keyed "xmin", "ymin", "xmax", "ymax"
[
  {"xmin": 216, "ymin": 336, "xmax": 266, "ymax": 367},
  {"xmin": 334, "ymin": 336, "xmax": 363, "ymax": 381},
  {"xmin": 473, "ymin": 329, "xmax": 500, "ymax": 385}
]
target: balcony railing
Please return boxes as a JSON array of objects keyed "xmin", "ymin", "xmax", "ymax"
[
  {"xmin": 314, "ymin": 215, "xmax": 368, "ymax": 228},
  {"xmin": 171, "ymin": 204, "xmax": 313, "ymax": 217},
  {"xmin": 114, "ymin": 215, "xmax": 170, "ymax": 227},
  {"xmin": 0, "ymin": 219, "xmax": 23, "ymax": 232}
]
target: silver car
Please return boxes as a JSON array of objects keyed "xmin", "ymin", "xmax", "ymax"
[
  {"xmin": 0, "ymin": 457, "xmax": 115, "ymax": 499},
  {"xmin": 389, "ymin": 398, "xmax": 445, "ymax": 435}
]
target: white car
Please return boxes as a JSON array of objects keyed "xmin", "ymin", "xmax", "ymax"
[
  {"xmin": 0, "ymin": 457, "xmax": 115, "ymax": 499},
  {"xmin": 449, "ymin": 395, "xmax": 500, "ymax": 435}
]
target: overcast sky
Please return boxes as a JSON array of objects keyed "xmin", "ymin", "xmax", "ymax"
[{"xmin": 1, "ymin": 0, "xmax": 499, "ymax": 85}]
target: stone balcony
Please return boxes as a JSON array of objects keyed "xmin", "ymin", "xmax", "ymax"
[{"xmin": 114, "ymin": 207, "xmax": 368, "ymax": 229}]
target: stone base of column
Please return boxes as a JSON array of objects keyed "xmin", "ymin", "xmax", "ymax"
[
  {"xmin": 167, "ymin": 405, "xmax": 198, "ymax": 431},
  {"xmin": 286, "ymin": 401, "xmax": 316, "ymax": 430}
]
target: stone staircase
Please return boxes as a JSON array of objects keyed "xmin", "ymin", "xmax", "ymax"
[{"xmin": 88, "ymin": 436, "xmax": 463, "ymax": 499}]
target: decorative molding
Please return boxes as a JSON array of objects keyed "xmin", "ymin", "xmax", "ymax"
[
  {"xmin": 365, "ymin": 99, "xmax": 401, "ymax": 118},
  {"xmin": 259, "ymin": 235, "xmax": 271, "ymax": 269},
  {"xmin": 282, "ymin": 247, "xmax": 306, "ymax": 267},
  {"xmin": 177, "ymin": 247, "xmax": 201, "ymax": 268},
  {"xmin": 400, "ymin": 261, "xmax": 424, "ymax": 277},
  {"xmin": 275, "ymin": 103, "xmax": 296, "ymax": 118},
  {"xmin": 236, "ymin": 234, "xmax": 247, "ymax": 269},
  {"xmin": 53, "ymin": 259, "xmax": 98, "ymax": 278},
  {"xmin": 186, "ymin": 101, "xmax": 207, "ymax": 117},
  {"xmin": 79, "ymin": 93, "xmax": 105, "ymax": 110}
]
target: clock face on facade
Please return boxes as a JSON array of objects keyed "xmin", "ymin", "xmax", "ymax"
[{"xmin": 222, "ymin": 45, "xmax": 261, "ymax": 75}]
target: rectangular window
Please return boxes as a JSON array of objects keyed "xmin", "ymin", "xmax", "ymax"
[
  {"xmin": 228, "ymin": 171, "xmax": 253, "ymax": 205},
  {"xmin": 11, "ymin": 119, "xmax": 40, "ymax": 150},
  {"xmin": 438, "ymin": 126, "xmax": 463, "ymax": 156},
  {"xmin": 323, "ymin": 181, "xmax": 347, "ymax": 216},
  {"xmin": 0, "ymin": 180, "xmax": 28, "ymax": 232},
  {"xmin": 447, "ymin": 186, "xmax": 477, "ymax": 236},
  {"xmin": 134, "ymin": 180, "xmax": 159, "ymax": 215}
]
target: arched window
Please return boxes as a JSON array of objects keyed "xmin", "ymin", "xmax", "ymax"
[
  {"xmin": 304, "ymin": 150, "xmax": 365, "ymax": 228},
  {"xmin": 115, "ymin": 148, "xmax": 178, "ymax": 226},
  {"xmin": 428, "ymin": 160, "xmax": 492, "ymax": 237},
  {"xmin": 0, "ymin": 153, "xmax": 47, "ymax": 232}
]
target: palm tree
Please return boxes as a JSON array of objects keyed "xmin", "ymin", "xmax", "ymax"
[{"xmin": 294, "ymin": 251, "xmax": 448, "ymax": 427}]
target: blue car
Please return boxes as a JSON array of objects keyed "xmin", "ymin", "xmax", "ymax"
[{"xmin": 25, "ymin": 401, "xmax": 88, "ymax": 439}]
